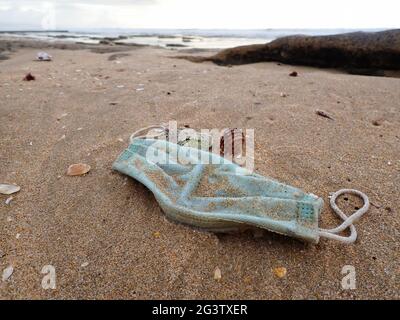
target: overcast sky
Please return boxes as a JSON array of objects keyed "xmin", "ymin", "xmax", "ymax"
[{"xmin": 0, "ymin": 0, "xmax": 399, "ymax": 30}]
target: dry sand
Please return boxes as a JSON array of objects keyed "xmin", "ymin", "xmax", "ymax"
[{"xmin": 0, "ymin": 41, "xmax": 399, "ymax": 299}]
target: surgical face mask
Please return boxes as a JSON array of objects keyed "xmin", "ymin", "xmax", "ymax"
[{"xmin": 113, "ymin": 131, "xmax": 369, "ymax": 244}]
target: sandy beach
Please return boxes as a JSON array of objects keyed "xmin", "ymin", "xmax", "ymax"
[{"xmin": 0, "ymin": 40, "xmax": 399, "ymax": 299}]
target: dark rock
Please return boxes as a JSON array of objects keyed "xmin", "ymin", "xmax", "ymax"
[
  {"xmin": 166, "ymin": 43, "xmax": 188, "ymax": 48},
  {"xmin": 23, "ymin": 73, "xmax": 35, "ymax": 81},
  {"xmin": 99, "ymin": 39, "xmax": 113, "ymax": 45},
  {"xmin": 178, "ymin": 29, "xmax": 400, "ymax": 76}
]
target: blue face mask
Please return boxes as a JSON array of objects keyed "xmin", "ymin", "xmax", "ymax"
[{"xmin": 113, "ymin": 135, "xmax": 369, "ymax": 244}]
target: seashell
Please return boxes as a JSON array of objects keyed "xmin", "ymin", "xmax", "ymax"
[
  {"xmin": 37, "ymin": 52, "xmax": 52, "ymax": 61},
  {"xmin": 67, "ymin": 163, "xmax": 91, "ymax": 176},
  {"xmin": 153, "ymin": 231, "xmax": 161, "ymax": 238},
  {"xmin": 5, "ymin": 196, "xmax": 13, "ymax": 205},
  {"xmin": 0, "ymin": 184, "xmax": 21, "ymax": 195},
  {"xmin": 2, "ymin": 266, "xmax": 13, "ymax": 281}
]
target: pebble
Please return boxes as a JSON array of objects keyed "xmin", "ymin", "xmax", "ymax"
[
  {"xmin": 81, "ymin": 262, "xmax": 89, "ymax": 268},
  {"xmin": 23, "ymin": 73, "xmax": 35, "ymax": 81}
]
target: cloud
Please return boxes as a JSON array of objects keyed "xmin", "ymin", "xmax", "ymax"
[
  {"xmin": 0, "ymin": 0, "xmax": 399, "ymax": 30},
  {"xmin": 0, "ymin": 1, "xmax": 158, "ymax": 29},
  {"xmin": 1, "ymin": 0, "xmax": 157, "ymax": 7}
]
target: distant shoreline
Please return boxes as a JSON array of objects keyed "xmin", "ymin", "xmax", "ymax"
[
  {"xmin": 0, "ymin": 28, "xmax": 390, "ymax": 51},
  {"xmin": 0, "ymin": 36, "xmax": 217, "ymax": 62},
  {"xmin": 2, "ymin": 29, "xmax": 399, "ymax": 78}
]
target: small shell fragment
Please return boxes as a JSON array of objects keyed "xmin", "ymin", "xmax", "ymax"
[
  {"xmin": 66, "ymin": 163, "xmax": 91, "ymax": 176},
  {"xmin": 2, "ymin": 266, "xmax": 13, "ymax": 281},
  {"xmin": 316, "ymin": 110, "xmax": 334, "ymax": 120},
  {"xmin": 0, "ymin": 184, "xmax": 21, "ymax": 195},
  {"xmin": 81, "ymin": 262, "xmax": 89, "ymax": 268},
  {"xmin": 273, "ymin": 267, "xmax": 287, "ymax": 278},
  {"xmin": 214, "ymin": 267, "xmax": 222, "ymax": 281},
  {"xmin": 5, "ymin": 196, "xmax": 13, "ymax": 205},
  {"xmin": 153, "ymin": 231, "xmax": 161, "ymax": 238}
]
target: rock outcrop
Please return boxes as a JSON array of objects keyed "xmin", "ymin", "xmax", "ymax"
[{"xmin": 179, "ymin": 29, "xmax": 400, "ymax": 76}]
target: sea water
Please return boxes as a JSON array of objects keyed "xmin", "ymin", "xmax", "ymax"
[{"xmin": 0, "ymin": 28, "xmax": 386, "ymax": 50}]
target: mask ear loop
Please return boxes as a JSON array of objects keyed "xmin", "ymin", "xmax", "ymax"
[
  {"xmin": 129, "ymin": 124, "xmax": 214, "ymax": 146},
  {"xmin": 130, "ymin": 124, "xmax": 168, "ymax": 143},
  {"xmin": 318, "ymin": 189, "xmax": 370, "ymax": 244}
]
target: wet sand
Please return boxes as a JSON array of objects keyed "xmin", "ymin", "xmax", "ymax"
[{"xmin": 0, "ymin": 40, "xmax": 399, "ymax": 299}]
